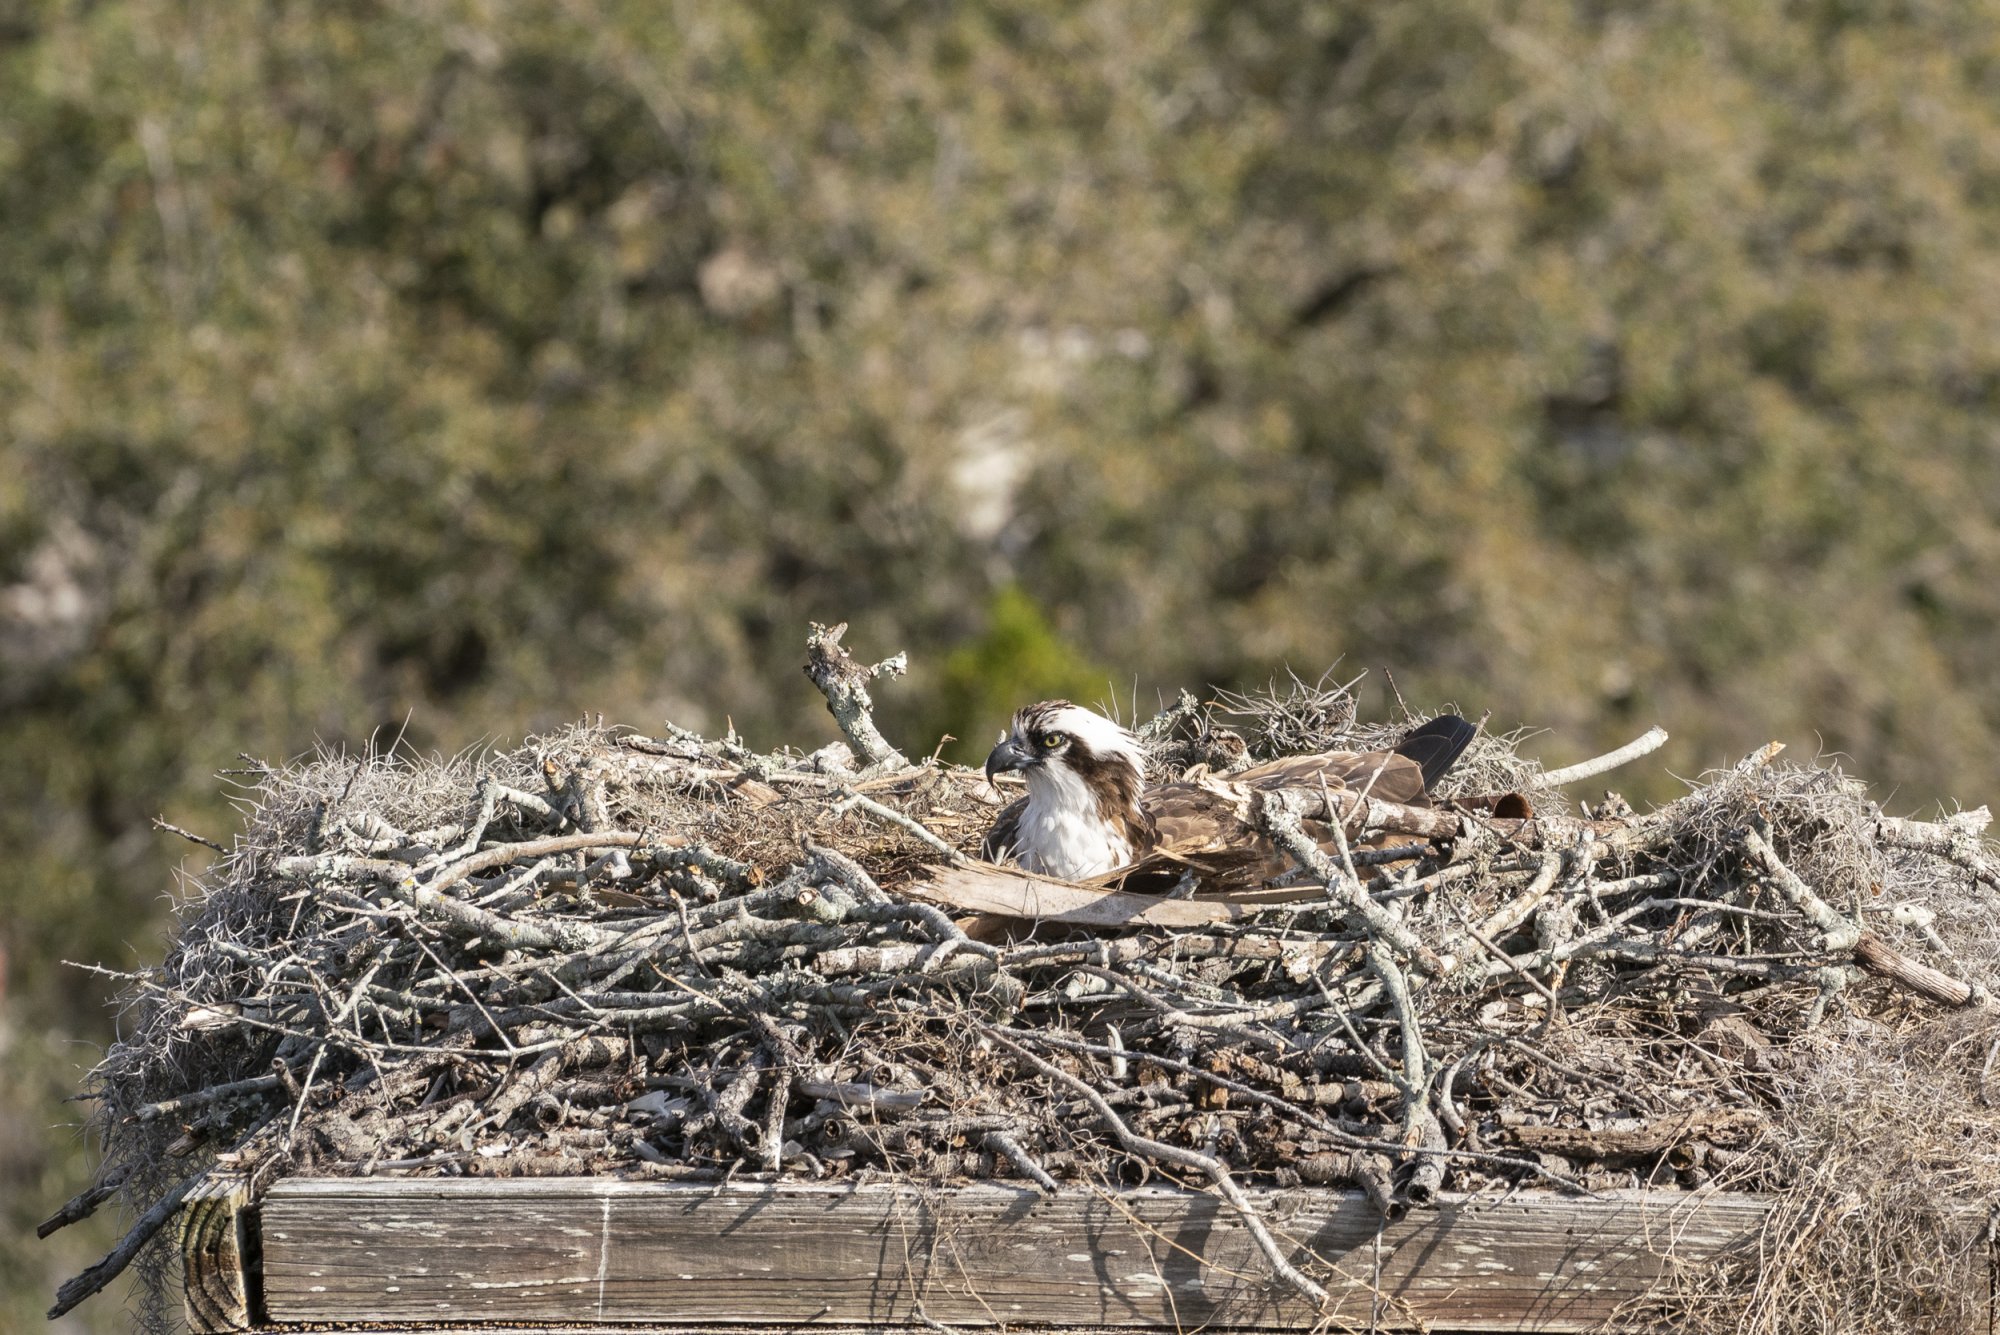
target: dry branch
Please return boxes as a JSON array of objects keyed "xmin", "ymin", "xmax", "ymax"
[
  {"xmin": 988, "ymin": 1028, "xmax": 1331, "ymax": 1308},
  {"xmin": 803, "ymin": 622, "xmax": 909, "ymax": 769},
  {"xmin": 1502, "ymin": 1109, "xmax": 1764, "ymax": 1159},
  {"xmin": 48, "ymin": 1173, "xmax": 208, "ymax": 1320},
  {"xmin": 1852, "ymin": 932, "xmax": 1986, "ymax": 1008},
  {"xmin": 1536, "ymin": 726, "xmax": 1670, "ymax": 787},
  {"xmin": 36, "ymin": 1172, "xmax": 127, "ymax": 1240},
  {"xmin": 1742, "ymin": 821, "xmax": 1861, "ymax": 951}
]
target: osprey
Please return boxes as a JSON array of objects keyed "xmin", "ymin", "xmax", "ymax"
[{"xmin": 981, "ymin": 700, "xmax": 1478, "ymax": 886}]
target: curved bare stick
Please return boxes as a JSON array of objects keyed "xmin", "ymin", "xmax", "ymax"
[{"xmin": 1536, "ymin": 726, "xmax": 1668, "ymax": 788}]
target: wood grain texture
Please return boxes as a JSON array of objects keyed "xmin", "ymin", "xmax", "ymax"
[
  {"xmin": 259, "ymin": 1180, "xmax": 1773, "ymax": 1330},
  {"xmin": 180, "ymin": 1171, "xmax": 253, "ymax": 1333}
]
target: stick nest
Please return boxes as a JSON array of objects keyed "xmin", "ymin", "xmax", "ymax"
[{"xmin": 62, "ymin": 641, "xmax": 2000, "ymax": 1334}]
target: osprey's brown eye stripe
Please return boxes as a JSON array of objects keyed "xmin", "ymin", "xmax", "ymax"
[{"xmin": 1038, "ymin": 731, "xmax": 1066, "ymax": 749}]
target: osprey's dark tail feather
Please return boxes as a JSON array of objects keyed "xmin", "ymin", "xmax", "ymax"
[{"xmin": 1394, "ymin": 714, "xmax": 1478, "ymax": 791}]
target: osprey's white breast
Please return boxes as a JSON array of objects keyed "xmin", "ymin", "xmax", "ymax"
[{"xmin": 1012, "ymin": 757, "xmax": 1134, "ymax": 879}]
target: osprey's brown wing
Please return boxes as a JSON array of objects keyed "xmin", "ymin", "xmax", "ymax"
[
  {"xmin": 1229, "ymin": 749, "xmax": 1431, "ymax": 807},
  {"xmin": 1134, "ymin": 780, "xmax": 1289, "ymax": 894},
  {"xmin": 1141, "ymin": 782, "xmax": 1261, "ymax": 858},
  {"xmin": 981, "ymin": 795, "xmax": 1029, "ymax": 863},
  {"xmin": 1133, "ymin": 747, "xmax": 1434, "ymax": 895}
]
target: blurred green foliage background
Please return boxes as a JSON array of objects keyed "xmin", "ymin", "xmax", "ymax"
[{"xmin": 9, "ymin": 1, "xmax": 2000, "ymax": 1326}]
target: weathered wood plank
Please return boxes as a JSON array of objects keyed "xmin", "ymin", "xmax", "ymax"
[
  {"xmin": 259, "ymin": 1180, "xmax": 1773, "ymax": 1330},
  {"xmin": 180, "ymin": 1170, "xmax": 254, "ymax": 1333}
]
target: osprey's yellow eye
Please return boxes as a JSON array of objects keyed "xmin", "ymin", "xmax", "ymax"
[{"xmin": 1038, "ymin": 731, "xmax": 1067, "ymax": 749}]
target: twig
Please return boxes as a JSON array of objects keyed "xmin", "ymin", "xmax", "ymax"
[
  {"xmin": 1477, "ymin": 852, "xmax": 1569, "ymax": 940},
  {"xmin": 1876, "ymin": 812, "xmax": 2000, "ymax": 891},
  {"xmin": 480, "ymin": 1046, "xmax": 569, "ymax": 1131},
  {"xmin": 49, "ymin": 1173, "xmax": 208, "ymax": 1319},
  {"xmin": 134, "ymin": 1073, "xmax": 285, "ymax": 1122},
  {"xmin": 796, "ymin": 1076, "xmax": 925, "ymax": 1112},
  {"xmin": 152, "ymin": 816, "xmax": 225, "ymax": 853},
  {"xmin": 1449, "ymin": 894, "xmax": 1565, "ymax": 1013},
  {"xmin": 986, "ymin": 1130, "xmax": 1059, "ymax": 1193},
  {"xmin": 1741, "ymin": 821, "xmax": 1861, "ymax": 951},
  {"xmin": 1364, "ymin": 937, "xmax": 1446, "ymax": 1207},
  {"xmin": 833, "ymin": 788, "xmax": 963, "ymax": 861},
  {"xmin": 49, "ymin": 1109, "xmax": 277, "ymax": 1319},
  {"xmin": 36, "ymin": 1171, "xmax": 128, "ymax": 1239},
  {"xmin": 1852, "ymin": 933, "xmax": 1986, "ymax": 1009},
  {"xmin": 1401, "ymin": 1104, "xmax": 1448, "ymax": 1207},
  {"xmin": 1016, "ymin": 1028, "xmax": 1593, "ymax": 1192},
  {"xmin": 1535, "ymin": 726, "xmax": 1669, "ymax": 787},
  {"xmin": 284, "ymin": 1047, "xmax": 327, "ymax": 1151},
  {"xmin": 1355, "ymin": 1153, "xmax": 1402, "ymax": 1221},
  {"xmin": 1134, "ymin": 689, "xmax": 1204, "ymax": 742},
  {"xmin": 279, "ymin": 831, "xmax": 684, "ymax": 950},
  {"xmin": 433, "ymin": 776, "xmax": 503, "ymax": 866},
  {"xmin": 1258, "ymin": 789, "xmax": 1444, "ymax": 974}
]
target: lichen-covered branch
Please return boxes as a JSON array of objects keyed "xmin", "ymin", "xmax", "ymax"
[
  {"xmin": 1258, "ymin": 788, "xmax": 1444, "ymax": 974},
  {"xmin": 802, "ymin": 621, "xmax": 909, "ymax": 769},
  {"xmin": 1742, "ymin": 821, "xmax": 1861, "ymax": 951}
]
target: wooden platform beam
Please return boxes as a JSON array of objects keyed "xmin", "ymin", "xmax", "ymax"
[
  {"xmin": 180, "ymin": 1170, "xmax": 255, "ymax": 1333},
  {"xmin": 254, "ymin": 1179, "xmax": 1777, "ymax": 1331}
]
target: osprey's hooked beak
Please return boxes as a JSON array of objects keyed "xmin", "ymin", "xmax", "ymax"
[{"xmin": 984, "ymin": 735, "xmax": 1035, "ymax": 785}]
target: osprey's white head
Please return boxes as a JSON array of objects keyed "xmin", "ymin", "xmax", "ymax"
[{"xmin": 982, "ymin": 700, "xmax": 1148, "ymax": 879}]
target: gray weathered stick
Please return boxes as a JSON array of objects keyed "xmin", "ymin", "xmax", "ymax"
[
  {"xmin": 49, "ymin": 1171, "xmax": 209, "ymax": 1318},
  {"xmin": 803, "ymin": 622, "xmax": 909, "ymax": 769},
  {"xmin": 1741, "ymin": 822, "xmax": 1860, "ymax": 951},
  {"xmin": 35, "ymin": 1172, "xmax": 128, "ymax": 1240},
  {"xmin": 1259, "ymin": 789, "xmax": 1444, "ymax": 974},
  {"xmin": 1536, "ymin": 726, "xmax": 1669, "ymax": 788}
]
